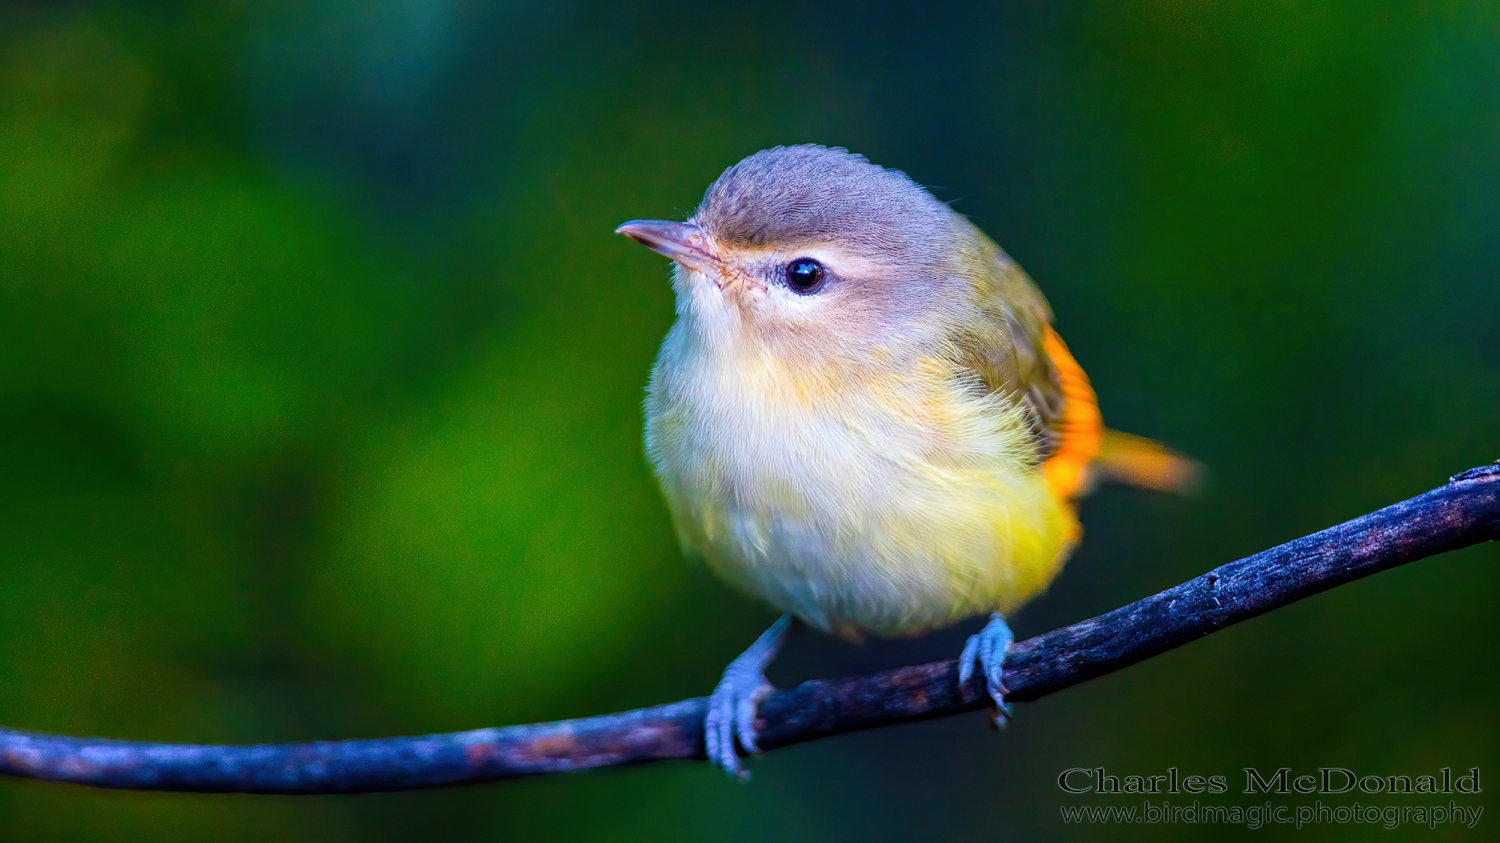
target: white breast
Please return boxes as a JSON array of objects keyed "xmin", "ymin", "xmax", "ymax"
[{"xmin": 645, "ymin": 320, "xmax": 1066, "ymax": 636}]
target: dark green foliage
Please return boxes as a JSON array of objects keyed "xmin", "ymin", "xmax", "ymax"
[{"xmin": 0, "ymin": 2, "xmax": 1496, "ymax": 840}]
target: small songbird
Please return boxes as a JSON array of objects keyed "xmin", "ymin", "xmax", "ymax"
[{"xmin": 617, "ymin": 145, "xmax": 1197, "ymax": 777}]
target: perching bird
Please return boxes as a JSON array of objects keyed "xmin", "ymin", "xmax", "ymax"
[{"xmin": 617, "ymin": 145, "xmax": 1197, "ymax": 778}]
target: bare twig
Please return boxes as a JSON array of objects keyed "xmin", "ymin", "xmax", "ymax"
[{"xmin": 2, "ymin": 463, "xmax": 1497, "ymax": 794}]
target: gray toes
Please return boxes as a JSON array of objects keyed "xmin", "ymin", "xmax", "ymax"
[
  {"xmin": 734, "ymin": 686, "xmax": 766, "ymax": 754},
  {"xmin": 705, "ymin": 669, "xmax": 771, "ymax": 779},
  {"xmin": 958, "ymin": 632, "xmax": 980, "ymax": 688},
  {"xmin": 705, "ymin": 683, "xmax": 743, "ymax": 778},
  {"xmin": 962, "ymin": 613, "xmax": 1016, "ymax": 723},
  {"xmin": 704, "ymin": 615, "xmax": 795, "ymax": 780}
]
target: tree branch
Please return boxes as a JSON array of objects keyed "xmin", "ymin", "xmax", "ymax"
[{"xmin": 3, "ymin": 464, "xmax": 1497, "ymax": 794}]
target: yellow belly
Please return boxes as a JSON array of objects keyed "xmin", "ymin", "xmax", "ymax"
[
  {"xmin": 685, "ymin": 464, "xmax": 1074, "ymax": 637},
  {"xmin": 647, "ymin": 326, "xmax": 1078, "ymax": 637}
]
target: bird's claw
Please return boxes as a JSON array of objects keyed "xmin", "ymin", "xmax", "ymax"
[
  {"xmin": 704, "ymin": 614, "xmax": 793, "ymax": 779},
  {"xmin": 705, "ymin": 662, "xmax": 773, "ymax": 779},
  {"xmin": 960, "ymin": 613, "xmax": 1015, "ymax": 726}
]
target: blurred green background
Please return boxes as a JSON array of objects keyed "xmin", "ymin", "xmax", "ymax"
[{"xmin": 1, "ymin": 1, "xmax": 1496, "ymax": 840}]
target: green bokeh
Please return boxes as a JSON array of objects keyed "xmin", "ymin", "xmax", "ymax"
[{"xmin": 1, "ymin": 2, "xmax": 1496, "ymax": 840}]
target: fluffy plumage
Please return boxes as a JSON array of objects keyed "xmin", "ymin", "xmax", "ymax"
[
  {"xmin": 620, "ymin": 145, "xmax": 1199, "ymax": 776},
  {"xmin": 643, "ymin": 145, "xmax": 1090, "ymax": 637}
]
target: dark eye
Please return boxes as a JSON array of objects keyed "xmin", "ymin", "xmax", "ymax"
[{"xmin": 784, "ymin": 257, "xmax": 825, "ymax": 293}]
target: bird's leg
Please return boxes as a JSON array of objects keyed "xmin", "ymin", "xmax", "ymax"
[
  {"xmin": 959, "ymin": 612, "xmax": 1015, "ymax": 726},
  {"xmin": 705, "ymin": 614, "xmax": 796, "ymax": 779}
]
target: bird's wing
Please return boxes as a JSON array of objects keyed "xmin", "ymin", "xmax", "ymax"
[
  {"xmin": 957, "ymin": 227, "xmax": 1198, "ymax": 499},
  {"xmin": 956, "ymin": 228, "xmax": 1080, "ymax": 465}
]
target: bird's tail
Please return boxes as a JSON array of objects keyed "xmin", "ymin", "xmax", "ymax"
[
  {"xmin": 1093, "ymin": 429, "xmax": 1203, "ymax": 495},
  {"xmin": 1041, "ymin": 326, "xmax": 1202, "ymax": 500}
]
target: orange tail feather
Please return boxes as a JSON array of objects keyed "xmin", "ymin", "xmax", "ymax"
[
  {"xmin": 1041, "ymin": 327, "xmax": 1202, "ymax": 500},
  {"xmin": 1040, "ymin": 327, "xmax": 1102, "ymax": 500},
  {"xmin": 1093, "ymin": 430, "xmax": 1203, "ymax": 494}
]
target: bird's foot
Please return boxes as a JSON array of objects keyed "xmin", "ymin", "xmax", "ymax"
[
  {"xmin": 959, "ymin": 613, "xmax": 1015, "ymax": 726},
  {"xmin": 705, "ymin": 615, "xmax": 795, "ymax": 779}
]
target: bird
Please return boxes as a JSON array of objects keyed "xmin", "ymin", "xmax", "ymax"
[{"xmin": 616, "ymin": 145, "xmax": 1198, "ymax": 778}]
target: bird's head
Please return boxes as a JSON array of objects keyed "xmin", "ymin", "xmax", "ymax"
[{"xmin": 618, "ymin": 145, "xmax": 983, "ymax": 368}]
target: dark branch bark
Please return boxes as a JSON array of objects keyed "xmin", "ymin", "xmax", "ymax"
[{"xmin": 3, "ymin": 464, "xmax": 1498, "ymax": 794}]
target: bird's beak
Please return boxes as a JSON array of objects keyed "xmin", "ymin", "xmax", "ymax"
[{"xmin": 615, "ymin": 220, "xmax": 721, "ymax": 275}]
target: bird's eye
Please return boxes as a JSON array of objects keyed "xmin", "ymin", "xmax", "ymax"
[{"xmin": 784, "ymin": 257, "xmax": 825, "ymax": 293}]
